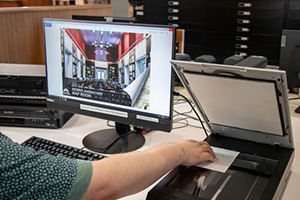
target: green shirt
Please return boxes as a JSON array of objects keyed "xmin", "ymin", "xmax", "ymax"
[{"xmin": 0, "ymin": 132, "xmax": 92, "ymax": 200}]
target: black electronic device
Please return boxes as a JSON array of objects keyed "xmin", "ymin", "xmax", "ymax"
[
  {"xmin": 128, "ymin": 0, "xmax": 143, "ymax": 6},
  {"xmin": 280, "ymin": 30, "xmax": 300, "ymax": 88},
  {"xmin": 0, "ymin": 105, "xmax": 73, "ymax": 128},
  {"xmin": 140, "ymin": 0, "xmax": 285, "ymax": 65},
  {"xmin": 21, "ymin": 136, "xmax": 105, "ymax": 160},
  {"xmin": 72, "ymin": 15, "xmax": 136, "ymax": 23},
  {"xmin": 194, "ymin": 55, "xmax": 216, "ymax": 63},
  {"xmin": 0, "ymin": 63, "xmax": 73, "ymax": 128},
  {"xmin": 0, "ymin": 64, "xmax": 47, "ymax": 103},
  {"xmin": 0, "ymin": 76, "xmax": 47, "ymax": 98},
  {"xmin": 175, "ymin": 53, "xmax": 191, "ymax": 61},
  {"xmin": 44, "ymin": 18, "xmax": 175, "ymax": 154},
  {"xmin": 147, "ymin": 60, "xmax": 295, "ymax": 200},
  {"xmin": 279, "ymin": 30, "xmax": 300, "ymax": 113},
  {"xmin": 235, "ymin": 55, "xmax": 268, "ymax": 68},
  {"xmin": 223, "ymin": 55, "xmax": 244, "ymax": 65},
  {"xmin": 296, "ymin": 106, "xmax": 300, "ymax": 114}
]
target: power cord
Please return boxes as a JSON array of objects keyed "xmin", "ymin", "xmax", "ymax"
[
  {"xmin": 173, "ymin": 98, "xmax": 206, "ymax": 124},
  {"xmin": 173, "ymin": 91, "xmax": 209, "ymax": 137},
  {"xmin": 289, "ymin": 96, "xmax": 300, "ymax": 101},
  {"xmin": 174, "ymin": 109, "xmax": 199, "ymax": 121},
  {"xmin": 172, "ymin": 118, "xmax": 189, "ymax": 129},
  {"xmin": 288, "ymin": 88, "xmax": 300, "ymax": 100},
  {"xmin": 173, "ymin": 98, "xmax": 197, "ymax": 129},
  {"xmin": 107, "ymin": 120, "xmax": 115, "ymax": 127}
]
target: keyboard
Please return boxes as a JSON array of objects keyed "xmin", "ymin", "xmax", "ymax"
[{"xmin": 21, "ymin": 136, "xmax": 105, "ymax": 161}]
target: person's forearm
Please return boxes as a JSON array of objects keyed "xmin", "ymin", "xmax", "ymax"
[
  {"xmin": 83, "ymin": 143, "xmax": 184, "ymax": 200},
  {"xmin": 81, "ymin": 140, "xmax": 215, "ymax": 200}
]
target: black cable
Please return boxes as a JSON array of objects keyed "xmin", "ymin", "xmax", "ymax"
[
  {"xmin": 288, "ymin": 90, "xmax": 300, "ymax": 100},
  {"xmin": 106, "ymin": 120, "xmax": 115, "ymax": 127},
  {"xmin": 174, "ymin": 98, "xmax": 189, "ymax": 105},
  {"xmin": 173, "ymin": 119, "xmax": 210, "ymax": 131},
  {"xmin": 84, "ymin": 121, "xmax": 137, "ymax": 152},
  {"xmin": 173, "ymin": 100, "xmax": 195, "ymax": 129},
  {"xmin": 174, "ymin": 109, "xmax": 199, "ymax": 121},
  {"xmin": 172, "ymin": 118, "xmax": 189, "ymax": 130},
  {"xmin": 289, "ymin": 97, "xmax": 300, "ymax": 101},
  {"xmin": 173, "ymin": 97, "xmax": 203, "ymax": 128},
  {"xmin": 174, "ymin": 97, "xmax": 206, "ymax": 122},
  {"xmin": 173, "ymin": 91, "xmax": 209, "ymax": 137}
]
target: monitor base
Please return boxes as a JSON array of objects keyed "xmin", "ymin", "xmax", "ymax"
[
  {"xmin": 82, "ymin": 128, "xmax": 145, "ymax": 154},
  {"xmin": 295, "ymin": 105, "xmax": 300, "ymax": 114}
]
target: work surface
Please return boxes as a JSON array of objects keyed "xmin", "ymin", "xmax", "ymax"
[{"xmin": 1, "ymin": 96, "xmax": 300, "ymax": 200}]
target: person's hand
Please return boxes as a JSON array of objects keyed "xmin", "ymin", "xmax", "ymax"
[{"xmin": 175, "ymin": 140, "xmax": 216, "ymax": 167}]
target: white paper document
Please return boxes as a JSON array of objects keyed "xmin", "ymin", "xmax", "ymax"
[{"xmin": 195, "ymin": 146, "xmax": 240, "ymax": 173}]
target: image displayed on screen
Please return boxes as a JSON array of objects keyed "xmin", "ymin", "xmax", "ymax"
[
  {"xmin": 61, "ymin": 28, "xmax": 151, "ymax": 109},
  {"xmin": 45, "ymin": 20, "xmax": 174, "ymax": 119}
]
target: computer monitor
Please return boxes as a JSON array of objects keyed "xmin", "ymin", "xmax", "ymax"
[
  {"xmin": 44, "ymin": 18, "xmax": 175, "ymax": 153},
  {"xmin": 279, "ymin": 30, "xmax": 300, "ymax": 89},
  {"xmin": 72, "ymin": 15, "xmax": 136, "ymax": 23},
  {"xmin": 280, "ymin": 30, "xmax": 300, "ymax": 114}
]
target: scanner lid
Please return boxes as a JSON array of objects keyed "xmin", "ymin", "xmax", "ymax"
[{"xmin": 171, "ymin": 60, "xmax": 294, "ymax": 149}]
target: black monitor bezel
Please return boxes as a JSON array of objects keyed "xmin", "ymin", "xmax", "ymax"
[
  {"xmin": 279, "ymin": 29, "xmax": 300, "ymax": 88},
  {"xmin": 43, "ymin": 18, "xmax": 176, "ymax": 132}
]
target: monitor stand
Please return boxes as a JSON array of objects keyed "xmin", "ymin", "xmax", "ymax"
[
  {"xmin": 295, "ymin": 105, "xmax": 300, "ymax": 114},
  {"xmin": 82, "ymin": 122, "xmax": 145, "ymax": 154}
]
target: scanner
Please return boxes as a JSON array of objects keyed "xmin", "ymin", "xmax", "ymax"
[{"xmin": 147, "ymin": 61, "xmax": 294, "ymax": 200}]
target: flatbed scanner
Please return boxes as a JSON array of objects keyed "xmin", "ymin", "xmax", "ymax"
[{"xmin": 147, "ymin": 61, "xmax": 295, "ymax": 200}]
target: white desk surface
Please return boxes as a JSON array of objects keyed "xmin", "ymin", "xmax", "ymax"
[{"xmin": 1, "ymin": 97, "xmax": 300, "ymax": 200}]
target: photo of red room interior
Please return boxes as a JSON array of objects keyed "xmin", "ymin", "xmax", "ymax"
[{"xmin": 61, "ymin": 27, "xmax": 152, "ymax": 109}]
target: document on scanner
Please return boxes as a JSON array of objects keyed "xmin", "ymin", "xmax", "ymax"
[{"xmin": 195, "ymin": 146, "xmax": 240, "ymax": 173}]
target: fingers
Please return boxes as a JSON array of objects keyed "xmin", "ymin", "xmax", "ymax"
[
  {"xmin": 198, "ymin": 141, "xmax": 216, "ymax": 159},
  {"xmin": 178, "ymin": 140, "xmax": 216, "ymax": 166},
  {"xmin": 200, "ymin": 152, "xmax": 215, "ymax": 162}
]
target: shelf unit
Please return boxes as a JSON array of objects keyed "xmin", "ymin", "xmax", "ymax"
[{"xmin": 137, "ymin": 0, "xmax": 295, "ymax": 65}]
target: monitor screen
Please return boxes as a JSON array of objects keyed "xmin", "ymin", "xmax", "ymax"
[{"xmin": 44, "ymin": 19, "xmax": 175, "ymax": 153}]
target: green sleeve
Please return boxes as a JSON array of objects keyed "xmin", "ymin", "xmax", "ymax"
[{"xmin": 66, "ymin": 159, "xmax": 93, "ymax": 200}]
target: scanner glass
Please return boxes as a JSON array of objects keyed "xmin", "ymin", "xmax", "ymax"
[{"xmin": 167, "ymin": 153, "xmax": 278, "ymax": 200}]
